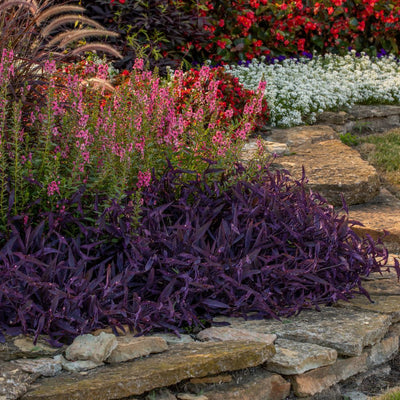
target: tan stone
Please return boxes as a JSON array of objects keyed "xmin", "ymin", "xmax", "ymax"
[
  {"xmin": 266, "ymin": 338, "xmax": 337, "ymax": 375},
  {"xmin": 362, "ymin": 275, "xmax": 400, "ymax": 296},
  {"xmin": 65, "ymin": 332, "xmax": 117, "ymax": 363},
  {"xmin": 197, "ymin": 327, "xmax": 276, "ymax": 347},
  {"xmin": 152, "ymin": 333, "xmax": 194, "ymax": 345},
  {"xmin": 21, "ymin": 341, "xmax": 273, "ymax": 400},
  {"xmin": 266, "ymin": 125, "xmax": 337, "ymax": 149},
  {"xmin": 240, "ymin": 139, "xmax": 289, "ymax": 163},
  {"xmin": 0, "ymin": 336, "xmax": 63, "ymax": 361},
  {"xmin": 106, "ymin": 336, "xmax": 168, "ymax": 363},
  {"xmin": 366, "ymin": 335, "xmax": 399, "ymax": 367},
  {"xmin": 203, "ymin": 370, "xmax": 290, "ymax": 400},
  {"xmin": 278, "ymin": 140, "xmax": 380, "ymax": 206},
  {"xmin": 177, "ymin": 394, "xmax": 208, "ymax": 400},
  {"xmin": 290, "ymin": 352, "xmax": 368, "ymax": 397},
  {"xmin": 336, "ymin": 294, "xmax": 400, "ymax": 322},
  {"xmin": 348, "ymin": 188, "xmax": 400, "ymax": 253},
  {"xmin": 189, "ymin": 375, "xmax": 232, "ymax": 385},
  {"xmin": 213, "ymin": 307, "xmax": 391, "ymax": 356}
]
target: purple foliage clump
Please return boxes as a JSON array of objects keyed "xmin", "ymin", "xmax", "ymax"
[{"xmin": 0, "ymin": 163, "xmax": 398, "ymax": 345}]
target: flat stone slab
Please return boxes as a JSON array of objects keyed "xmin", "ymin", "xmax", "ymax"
[
  {"xmin": 106, "ymin": 336, "xmax": 168, "ymax": 364},
  {"xmin": 197, "ymin": 327, "xmax": 276, "ymax": 346},
  {"xmin": 349, "ymin": 105, "xmax": 400, "ymax": 119},
  {"xmin": 336, "ymin": 295, "xmax": 400, "ymax": 322},
  {"xmin": 21, "ymin": 341, "xmax": 274, "ymax": 400},
  {"xmin": 203, "ymin": 369, "xmax": 290, "ymax": 400},
  {"xmin": 266, "ymin": 338, "xmax": 337, "ymax": 375},
  {"xmin": 277, "ymin": 140, "xmax": 380, "ymax": 206},
  {"xmin": 266, "ymin": 125, "xmax": 337, "ymax": 150},
  {"xmin": 0, "ymin": 335, "xmax": 63, "ymax": 361},
  {"xmin": 290, "ymin": 352, "xmax": 368, "ymax": 397},
  {"xmin": 348, "ymin": 188, "xmax": 400, "ymax": 253},
  {"xmin": 213, "ymin": 307, "xmax": 391, "ymax": 356}
]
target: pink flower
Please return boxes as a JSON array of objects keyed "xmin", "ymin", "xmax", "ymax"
[{"xmin": 137, "ymin": 170, "xmax": 151, "ymax": 188}]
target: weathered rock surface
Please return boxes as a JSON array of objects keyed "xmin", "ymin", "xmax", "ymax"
[
  {"xmin": 177, "ymin": 394, "xmax": 208, "ymax": 400},
  {"xmin": 197, "ymin": 327, "xmax": 276, "ymax": 346},
  {"xmin": 266, "ymin": 125, "xmax": 337, "ymax": 149},
  {"xmin": 240, "ymin": 139, "xmax": 289, "ymax": 163},
  {"xmin": 12, "ymin": 358, "xmax": 62, "ymax": 377},
  {"xmin": 336, "ymin": 295, "xmax": 400, "ymax": 322},
  {"xmin": 106, "ymin": 336, "xmax": 168, "ymax": 364},
  {"xmin": 21, "ymin": 341, "xmax": 274, "ymax": 400},
  {"xmin": 214, "ymin": 307, "xmax": 391, "ymax": 356},
  {"xmin": 0, "ymin": 336, "xmax": 62, "ymax": 361},
  {"xmin": 203, "ymin": 370, "xmax": 290, "ymax": 400},
  {"xmin": 189, "ymin": 374, "xmax": 232, "ymax": 385},
  {"xmin": 54, "ymin": 354, "xmax": 103, "ymax": 373},
  {"xmin": 348, "ymin": 188, "xmax": 400, "ymax": 252},
  {"xmin": 65, "ymin": 332, "xmax": 117, "ymax": 363},
  {"xmin": 266, "ymin": 338, "xmax": 337, "ymax": 375},
  {"xmin": 290, "ymin": 353, "xmax": 368, "ymax": 397},
  {"xmin": 277, "ymin": 140, "xmax": 380, "ymax": 206},
  {"xmin": 152, "ymin": 333, "xmax": 194, "ymax": 345},
  {"xmin": 366, "ymin": 335, "xmax": 399, "ymax": 368},
  {"xmin": 315, "ymin": 105, "xmax": 400, "ymax": 134},
  {"xmin": 0, "ymin": 361, "xmax": 39, "ymax": 400}
]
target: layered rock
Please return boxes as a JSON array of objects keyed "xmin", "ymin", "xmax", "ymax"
[{"xmin": 277, "ymin": 139, "xmax": 380, "ymax": 205}]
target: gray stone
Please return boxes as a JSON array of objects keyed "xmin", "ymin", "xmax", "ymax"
[
  {"xmin": 366, "ymin": 335, "xmax": 399, "ymax": 368},
  {"xmin": 336, "ymin": 295, "xmax": 400, "ymax": 322},
  {"xmin": 341, "ymin": 391, "xmax": 368, "ymax": 400},
  {"xmin": 266, "ymin": 125, "xmax": 337, "ymax": 150},
  {"xmin": 266, "ymin": 338, "xmax": 337, "ymax": 375},
  {"xmin": 12, "ymin": 358, "xmax": 62, "ymax": 377},
  {"xmin": 277, "ymin": 139, "xmax": 380, "ymax": 206},
  {"xmin": 54, "ymin": 354, "xmax": 103, "ymax": 372},
  {"xmin": 0, "ymin": 361, "xmax": 39, "ymax": 400},
  {"xmin": 196, "ymin": 327, "xmax": 276, "ymax": 346},
  {"xmin": 0, "ymin": 335, "xmax": 63, "ymax": 361},
  {"xmin": 21, "ymin": 341, "xmax": 274, "ymax": 400},
  {"xmin": 106, "ymin": 336, "xmax": 168, "ymax": 363},
  {"xmin": 213, "ymin": 307, "xmax": 391, "ymax": 356},
  {"xmin": 153, "ymin": 333, "xmax": 194, "ymax": 345},
  {"xmin": 65, "ymin": 332, "xmax": 117, "ymax": 363}
]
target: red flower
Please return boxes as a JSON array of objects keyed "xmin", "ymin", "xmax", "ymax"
[{"xmin": 218, "ymin": 19, "xmax": 225, "ymax": 27}]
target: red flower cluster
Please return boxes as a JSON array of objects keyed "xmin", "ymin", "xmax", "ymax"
[
  {"xmin": 173, "ymin": 66, "xmax": 269, "ymax": 130},
  {"xmin": 193, "ymin": 0, "xmax": 400, "ymax": 63}
]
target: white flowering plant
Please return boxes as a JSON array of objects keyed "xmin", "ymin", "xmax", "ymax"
[{"xmin": 225, "ymin": 51, "xmax": 400, "ymax": 128}]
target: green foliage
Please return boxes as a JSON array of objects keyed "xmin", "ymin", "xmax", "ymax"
[
  {"xmin": 361, "ymin": 131, "xmax": 400, "ymax": 172},
  {"xmin": 340, "ymin": 132, "xmax": 360, "ymax": 147}
]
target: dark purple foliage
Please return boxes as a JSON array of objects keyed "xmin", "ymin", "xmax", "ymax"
[{"xmin": 0, "ymin": 163, "xmax": 398, "ymax": 345}]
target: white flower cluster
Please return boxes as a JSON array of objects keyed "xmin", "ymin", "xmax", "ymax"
[{"xmin": 225, "ymin": 51, "xmax": 400, "ymax": 127}]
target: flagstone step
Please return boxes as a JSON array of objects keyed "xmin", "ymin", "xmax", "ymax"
[
  {"xmin": 213, "ymin": 306, "xmax": 391, "ymax": 357},
  {"xmin": 348, "ymin": 188, "xmax": 400, "ymax": 253},
  {"xmin": 276, "ymin": 139, "xmax": 380, "ymax": 206},
  {"xmin": 21, "ymin": 341, "xmax": 275, "ymax": 400}
]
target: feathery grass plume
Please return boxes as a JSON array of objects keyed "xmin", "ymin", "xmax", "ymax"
[
  {"xmin": 40, "ymin": 14, "xmax": 104, "ymax": 38},
  {"xmin": 58, "ymin": 29, "xmax": 119, "ymax": 49},
  {"xmin": 81, "ymin": 77, "xmax": 115, "ymax": 92},
  {"xmin": 0, "ymin": 0, "xmax": 38, "ymax": 15},
  {"xmin": 34, "ymin": 5, "xmax": 85, "ymax": 25},
  {"xmin": 70, "ymin": 43, "xmax": 123, "ymax": 59}
]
